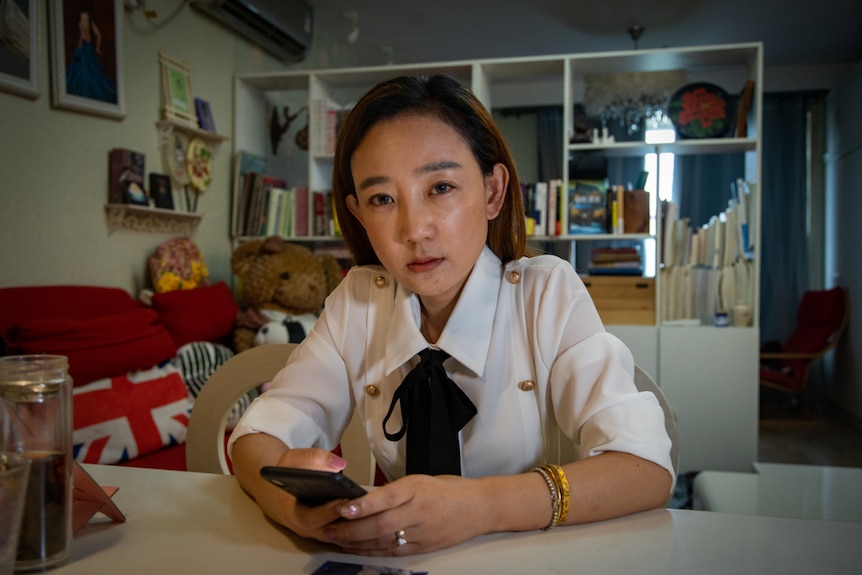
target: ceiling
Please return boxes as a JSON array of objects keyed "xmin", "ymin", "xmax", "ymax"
[{"xmin": 307, "ymin": 0, "xmax": 862, "ymax": 70}]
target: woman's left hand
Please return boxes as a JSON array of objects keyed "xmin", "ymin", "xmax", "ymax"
[{"xmin": 322, "ymin": 474, "xmax": 488, "ymax": 556}]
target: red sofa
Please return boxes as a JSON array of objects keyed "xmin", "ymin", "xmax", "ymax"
[{"xmin": 0, "ymin": 284, "xmax": 238, "ymax": 471}]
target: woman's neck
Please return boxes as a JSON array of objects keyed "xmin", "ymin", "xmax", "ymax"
[{"xmin": 419, "ymin": 298, "xmax": 457, "ymax": 344}]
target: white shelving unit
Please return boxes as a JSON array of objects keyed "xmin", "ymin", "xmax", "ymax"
[{"xmin": 234, "ymin": 42, "xmax": 763, "ymax": 473}]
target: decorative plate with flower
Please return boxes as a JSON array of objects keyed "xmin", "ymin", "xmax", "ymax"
[
  {"xmin": 667, "ymin": 82, "xmax": 733, "ymax": 139},
  {"xmin": 185, "ymin": 137, "xmax": 213, "ymax": 191}
]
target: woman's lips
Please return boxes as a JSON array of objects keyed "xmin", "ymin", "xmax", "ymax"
[{"xmin": 407, "ymin": 257, "xmax": 443, "ymax": 273}]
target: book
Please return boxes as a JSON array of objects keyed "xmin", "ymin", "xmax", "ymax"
[
  {"xmin": 149, "ymin": 173, "xmax": 173, "ymax": 210},
  {"xmin": 312, "ymin": 191, "xmax": 327, "ymax": 236},
  {"xmin": 243, "ymin": 172, "xmax": 287, "ymax": 236},
  {"xmin": 194, "ymin": 97, "xmax": 215, "ymax": 132},
  {"xmin": 588, "ymin": 246, "xmax": 642, "ymax": 275},
  {"xmin": 548, "ymin": 179, "xmax": 562, "ymax": 236},
  {"xmin": 521, "ymin": 182, "xmax": 536, "ymax": 236},
  {"xmin": 293, "ymin": 186, "xmax": 309, "ymax": 236},
  {"xmin": 108, "ymin": 148, "xmax": 145, "ymax": 205},
  {"xmin": 568, "ymin": 179, "xmax": 609, "ymax": 234},
  {"xmin": 623, "ymin": 189, "xmax": 649, "ymax": 234},
  {"xmin": 734, "ymin": 80, "xmax": 755, "ymax": 138},
  {"xmin": 231, "ymin": 151, "xmax": 268, "ymax": 237}
]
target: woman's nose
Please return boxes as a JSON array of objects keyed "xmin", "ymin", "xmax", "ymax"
[{"xmin": 397, "ymin": 197, "xmax": 434, "ymax": 243}]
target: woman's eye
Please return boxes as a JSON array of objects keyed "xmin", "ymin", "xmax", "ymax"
[
  {"xmin": 432, "ymin": 183, "xmax": 452, "ymax": 195},
  {"xmin": 369, "ymin": 194, "xmax": 393, "ymax": 206}
]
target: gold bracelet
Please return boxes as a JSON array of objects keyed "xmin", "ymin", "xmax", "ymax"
[
  {"xmin": 543, "ymin": 464, "xmax": 570, "ymax": 525},
  {"xmin": 531, "ymin": 466, "xmax": 561, "ymax": 530}
]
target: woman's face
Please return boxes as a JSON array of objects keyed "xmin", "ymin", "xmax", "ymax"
[{"xmin": 347, "ymin": 113, "xmax": 507, "ymax": 313}]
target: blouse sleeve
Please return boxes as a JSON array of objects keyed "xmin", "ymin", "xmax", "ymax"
[
  {"xmin": 525, "ymin": 259, "xmax": 675, "ymax": 482},
  {"xmin": 227, "ymin": 273, "xmax": 359, "ymax": 456}
]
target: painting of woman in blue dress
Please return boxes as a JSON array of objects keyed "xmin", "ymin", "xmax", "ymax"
[{"xmin": 64, "ymin": 2, "xmax": 117, "ymax": 104}]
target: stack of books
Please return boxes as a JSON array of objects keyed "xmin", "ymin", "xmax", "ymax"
[{"xmin": 588, "ymin": 247, "xmax": 643, "ymax": 275}]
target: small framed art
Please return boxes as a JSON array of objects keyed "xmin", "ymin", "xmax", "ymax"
[
  {"xmin": 149, "ymin": 173, "xmax": 174, "ymax": 210},
  {"xmin": 0, "ymin": 0, "xmax": 41, "ymax": 99},
  {"xmin": 159, "ymin": 51, "xmax": 196, "ymax": 125},
  {"xmin": 195, "ymin": 97, "xmax": 215, "ymax": 132},
  {"xmin": 49, "ymin": 0, "xmax": 125, "ymax": 119}
]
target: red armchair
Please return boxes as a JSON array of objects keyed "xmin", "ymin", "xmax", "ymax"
[{"xmin": 759, "ymin": 287, "xmax": 849, "ymax": 394}]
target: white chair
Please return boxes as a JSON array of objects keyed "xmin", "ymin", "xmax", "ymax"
[
  {"xmin": 185, "ymin": 343, "xmax": 376, "ymax": 482},
  {"xmin": 185, "ymin": 343, "xmax": 297, "ymax": 474},
  {"xmin": 633, "ymin": 365, "xmax": 680, "ymax": 478}
]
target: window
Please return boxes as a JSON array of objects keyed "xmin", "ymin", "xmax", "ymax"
[{"xmin": 643, "ymin": 118, "xmax": 676, "ymax": 275}]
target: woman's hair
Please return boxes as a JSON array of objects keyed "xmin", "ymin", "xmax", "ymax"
[{"xmin": 332, "ymin": 73, "xmax": 526, "ymax": 266}]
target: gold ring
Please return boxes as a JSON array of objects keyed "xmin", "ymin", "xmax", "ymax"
[{"xmin": 395, "ymin": 529, "xmax": 407, "ymax": 547}]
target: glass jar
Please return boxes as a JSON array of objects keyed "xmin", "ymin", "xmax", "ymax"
[{"xmin": 0, "ymin": 355, "xmax": 73, "ymax": 572}]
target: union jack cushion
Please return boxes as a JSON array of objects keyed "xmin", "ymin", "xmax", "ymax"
[{"xmin": 72, "ymin": 364, "xmax": 193, "ymax": 464}]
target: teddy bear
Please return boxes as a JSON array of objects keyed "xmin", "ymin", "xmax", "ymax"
[{"xmin": 231, "ymin": 236, "xmax": 344, "ymax": 352}]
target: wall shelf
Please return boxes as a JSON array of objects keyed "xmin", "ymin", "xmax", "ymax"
[
  {"xmin": 104, "ymin": 204, "xmax": 203, "ymax": 235},
  {"xmin": 156, "ymin": 120, "xmax": 230, "ymax": 152}
]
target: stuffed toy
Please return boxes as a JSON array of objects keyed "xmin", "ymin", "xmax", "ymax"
[{"xmin": 231, "ymin": 236, "xmax": 343, "ymax": 352}]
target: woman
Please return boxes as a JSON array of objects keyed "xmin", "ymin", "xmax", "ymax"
[{"xmin": 230, "ymin": 73, "xmax": 673, "ymax": 556}]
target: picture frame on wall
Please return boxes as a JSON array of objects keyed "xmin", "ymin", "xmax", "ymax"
[
  {"xmin": 0, "ymin": 0, "xmax": 41, "ymax": 99},
  {"xmin": 159, "ymin": 51, "xmax": 196, "ymax": 126},
  {"xmin": 48, "ymin": 0, "xmax": 125, "ymax": 119}
]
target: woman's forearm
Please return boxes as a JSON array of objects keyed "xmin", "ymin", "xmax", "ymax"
[
  {"xmin": 231, "ymin": 433, "xmax": 292, "ymax": 502},
  {"xmin": 475, "ymin": 452, "xmax": 673, "ymax": 534}
]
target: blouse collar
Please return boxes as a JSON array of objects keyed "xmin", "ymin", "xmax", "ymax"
[{"xmin": 384, "ymin": 246, "xmax": 502, "ymax": 377}]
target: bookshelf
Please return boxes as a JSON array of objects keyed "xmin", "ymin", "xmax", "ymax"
[{"xmin": 233, "ymin": 42, "xmax": 763, "ymax": 473}]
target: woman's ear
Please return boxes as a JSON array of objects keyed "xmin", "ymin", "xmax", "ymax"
[
  {"xmin": 346, "ymin": 194, "xmax": 361, "ymax": 222},
  {"xmin": 485, "ymin": 163, "xmax": 508, "ymax": 220}
]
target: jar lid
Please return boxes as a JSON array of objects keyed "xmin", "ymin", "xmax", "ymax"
[{"xmin": 0, "ymin": 355, "xmax": 69, "ymax": 403}]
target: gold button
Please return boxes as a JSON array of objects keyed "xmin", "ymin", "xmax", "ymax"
[
  {"xmin": 507, "ymin": 270, "xmax": 521, "ymax": 284},
  {"xmin": 365, "ymin": 385, "xmax": 380, "ymax": 397},
  {"xmin": 518, "ymin": 380, "xmax": 536, "ymax": 392},
  {"xmin": 374, "ymin": 275, "xmax": 388, "ymax": 288}
]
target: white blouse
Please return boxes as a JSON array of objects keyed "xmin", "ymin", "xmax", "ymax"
[{"xmin": 229, "ymin": 246, "xmax": 674, "ymax": 483}]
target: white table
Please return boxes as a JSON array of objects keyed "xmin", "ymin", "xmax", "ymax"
[
  {"xmin": 52, "ymin": 464, "xmax": 862, "ymax": 575},
  {"xmin": 693, "ymin": 462, "xmax": 862, "ymax": 522}
]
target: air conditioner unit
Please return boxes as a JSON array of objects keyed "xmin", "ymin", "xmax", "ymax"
[{"xmin": 191, "ymin": 0, "xmax": 313, "ymax": 62}]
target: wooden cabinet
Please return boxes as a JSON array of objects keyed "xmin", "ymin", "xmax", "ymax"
[{"xmin": 234, "ymin": 42, "xmax": 763, "ymax": 473}]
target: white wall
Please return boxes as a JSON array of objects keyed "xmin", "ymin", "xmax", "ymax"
[
  {"xmin": 0, "ymin": 2, "xmax": 348, "ymax": 294},
  {"xmin": 825, "ymin": 59, "xmax": 862, "ymax": 421}
]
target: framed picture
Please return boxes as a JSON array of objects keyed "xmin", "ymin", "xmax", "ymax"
[
  {"xmin": 194, "ymin": 97, "xmax": 215, "ymax": 132},
  {"xmin": 48, "ymin": 0, "xmax": 125, "ymax": 119},
  {"xmin": 149, "ymin": 173, "xmax": 174, "ymax": 210},
  {"xmin": 159, "ymin": 51, "xmax": 196, "ymax": 125},
  {"xmin": 0, "ymin": 0, "xmax": 41, "ymax": 99}
]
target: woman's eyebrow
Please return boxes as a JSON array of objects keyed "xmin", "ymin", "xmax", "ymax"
[
  {"xmin": 415, "ymin": 160, "xmax": 462, "ymax": 175},
  {"xmin": 357, "ymin": 175, "xmax": 389, "ymax": 192},
  {"xmin": 357, "ymin": 161, "xmax": 463, "ymax": 192}
]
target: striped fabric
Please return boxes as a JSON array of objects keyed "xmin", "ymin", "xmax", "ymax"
[{"xmin": 173, "ymin": 342, "xmax": 260, "ymax": 430}]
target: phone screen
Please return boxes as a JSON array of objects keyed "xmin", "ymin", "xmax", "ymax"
[{"xmin": 260, "ymin": 466, "xmax": 368, "ymax": 506}]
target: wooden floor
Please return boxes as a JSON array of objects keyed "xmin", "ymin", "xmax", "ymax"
[
  {"xmin": 671, "ymin": 400, "xmax": 862, "ymax": 509},
  {"xmin": 758, "ymin": 403, "xmax": 862, "ymax": 468}
]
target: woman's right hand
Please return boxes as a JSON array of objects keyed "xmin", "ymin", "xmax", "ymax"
[{"xmin": 231, "ymin": 435, "xmax": 350, "ymax": 542}]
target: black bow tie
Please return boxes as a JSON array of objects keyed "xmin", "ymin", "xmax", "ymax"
[{"xmin": 382, "ymin": 348, "xmax": 477, "ymax": 476}]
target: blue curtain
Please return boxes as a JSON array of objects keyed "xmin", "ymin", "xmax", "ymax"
[
  {"xmin": 758, "ymin": 93, "xmax": 813, "ymax": 345},
  {"xmin": 536, "ymin": 107, "xmax": 563, "ymax": 180},
  {"xmin": 673, "ymin": 154, "xmax": 745, "ymax": 228}
]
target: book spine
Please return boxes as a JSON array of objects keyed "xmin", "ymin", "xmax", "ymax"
[{"xmin": 294, "ymin": 186, "xmax": 309, "ymax": 236}]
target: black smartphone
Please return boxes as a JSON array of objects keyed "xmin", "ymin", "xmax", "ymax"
[{"xmin": 260, "ymin": 466, "xmax": 368, "ymax": 507}]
